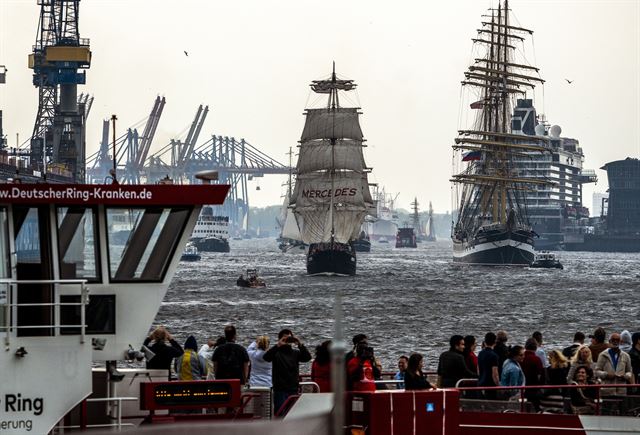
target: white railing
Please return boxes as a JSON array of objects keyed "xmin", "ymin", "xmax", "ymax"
[{"xmin": 0, "ymin": 278, "xmax": 88, "ymax": 348}]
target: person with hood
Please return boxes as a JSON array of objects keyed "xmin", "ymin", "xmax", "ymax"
[
  {"xmin": 620, "ymin": 330, "xmax": 633, "ymax": 353},
  {"xmin": 595, "ymin": 332, "xmax": 633, "ymax": 395},
  {"xmin": 175, "ymin": 336, "xmax": 207, "ymax": 380},
  {"xmin": 143, "ymin": 326, "xmax": 184, "ymax": 377}
]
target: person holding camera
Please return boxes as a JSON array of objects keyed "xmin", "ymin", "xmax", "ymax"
[
  {"xmin": 142, "ymin": 326, "xmax": 184, "ymax": 377},
  {"xmin": 263, "ymin": 329, "xmax": 311, "ymax": 415},
  {"xmin": 347, "ymin": 342, "xmax": 381, "ymax": 392}
]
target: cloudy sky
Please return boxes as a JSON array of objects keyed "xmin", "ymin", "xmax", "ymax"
[{"xmin": 0, "ymin": 0, "xmax": 638, "ymax": 213}]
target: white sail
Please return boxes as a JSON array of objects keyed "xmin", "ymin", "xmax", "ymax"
[
  {"xmin": 281, "ymin": 208, "xmax": 302, "ymax": 240},
  {"xmin": 297, "ymin": 139, "xmax": 366, "ymax": 173},
  {"xmin": 291, "ymin": 172, "xmax": 370, "ymax": 209},
  {"xmin": 301, "ymin": 108, "xmax": 363, "ymax": 142}
]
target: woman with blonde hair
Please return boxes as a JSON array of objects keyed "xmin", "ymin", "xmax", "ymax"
[
  {"xmin": 566, "ymin": 344, "xmax": 595, "ymax": 383},
  {"xmin": 247, "ymin": 335, "xmax": 272, "ymax": 387},
  {"xmin": 142, "ymin": 326, "xmax": 184, "ymax": 376}
]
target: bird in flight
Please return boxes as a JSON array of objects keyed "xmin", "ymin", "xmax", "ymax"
[
  {"xmin": 565, "ymin": 78, "xmax": 573, "ymax": 84},
  {"xmin": 184, "ymin": 50, "xmax": 189, "ymax": 57}
]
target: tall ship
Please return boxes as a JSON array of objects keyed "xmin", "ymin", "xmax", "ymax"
[
  {"xmin": 367, "ymin": 187, "xmax": 399, "ymax": 243},
  {"xmin": 423, "ymin": 200, "xmax": 437, "ymax": 242},
  {"xmin": 290, "ymin": 64, "xmax": 374, "ymax": 276},
  {"xmin": 277, "ymin": 147, "xmax": 306, "ymax": 252},
  {"xmin": 451, "ymin": 0, "xmax": 551, "ymax": 265}
]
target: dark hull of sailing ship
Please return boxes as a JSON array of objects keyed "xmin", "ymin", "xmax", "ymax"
[
  {"xmin": 452, "ymin": 228, "xmax": 535, "ymax": 265},
  {"xmin": 306, "ymin": 243, "xmax": 356, "ymax": 276}
]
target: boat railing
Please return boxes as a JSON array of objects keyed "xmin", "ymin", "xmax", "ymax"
[
  {"xmin": 52, "ymin": 396, "xmax": 138, "ymax": 433},
  {"xmin": 455, "ymin": 382, "xmax": 640, "ymax": 416},
  {"xmin": 0, "ymin": 278, "xmax": 89, "ymax": 347}
]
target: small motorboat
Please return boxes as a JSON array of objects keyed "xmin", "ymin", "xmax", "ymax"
[
  {"xmin": 530, "ymin": 251, "xmax": 563, "ymax": 269},
  {"xmin": 236, "ymin": 268, "xmax": 266, "ymax": 288},
  {"xmin": 180, "ymin": 244, "xmax": 201, "ymax": 262}
]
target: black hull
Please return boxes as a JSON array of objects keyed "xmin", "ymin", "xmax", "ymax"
[
  {"xmin": 352, "ymin": 239, "xmax": 371, "ymax": 252},
  {"xmin": 453, "ymin": 230, "xmax": 535, "ymax": 265},
  {"xmin": 306, "ymin": 243, "xmax": 356, "ymax": 276},
  {"xmin": 192, "ymin": 237, "xmax": 230, "ymax": 253},
  {"xmin": 180, "ymin": 254, "xmax": 201, "ymax": 262}
]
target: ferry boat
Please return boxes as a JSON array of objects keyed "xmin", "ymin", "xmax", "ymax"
[
  {"xmin": 0, "ymin": 176, "xmax": 228, "ymax": 434},
  {"xmin": 190, "ymin": 207, "xmax": 231, "ymax": 253}
]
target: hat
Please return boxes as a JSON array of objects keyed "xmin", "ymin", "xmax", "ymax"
[
  {"xmin": 589, "ymin": 327, "xmax": 606, "ymax": 340},
  {"xmin": 184, "ymin": 335, "xmax": 198, "ymax": 351}
]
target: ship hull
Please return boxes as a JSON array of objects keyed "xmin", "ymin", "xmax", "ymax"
[
  {"xmin": 306, "ymin": 243, "xmax": 356, "ymax": 276},
  {"xmin": 453, "ymin": 232, "xmax": 535, "ymax": 265},
  {"xmin": 191, "ymin": 237, "xmax": 230, "ymax": 253}
]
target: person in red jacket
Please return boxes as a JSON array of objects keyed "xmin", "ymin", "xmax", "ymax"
[
  {"xmin": 311, "ymin": 340, "xmax": 332, "ymax": 392},
  {"xmin": 347, "ymin": 343, "xmax": 380, "ymax": 391}
]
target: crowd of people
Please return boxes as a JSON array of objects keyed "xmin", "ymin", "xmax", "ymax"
[{"xmin": 140, "ymin": 325, "xmax": 640, "ymax": 415}]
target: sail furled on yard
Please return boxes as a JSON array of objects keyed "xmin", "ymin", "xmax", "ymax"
[{"xmin": 290, "ymin": 70, "xmax": 373, "ymax": 245}]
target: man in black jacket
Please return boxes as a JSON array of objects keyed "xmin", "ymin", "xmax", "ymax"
[
  {"xmin": 437, "ymin": 334, "xmax": 477, "ymax": 388},
  {"xmin": 263, "ymin": 329, "xmax": 312, "ymax": 415}
]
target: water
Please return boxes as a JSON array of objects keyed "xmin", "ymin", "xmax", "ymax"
[{"xmin": 154, "ymin": 239, "xmax": 639, "ymax": 371}]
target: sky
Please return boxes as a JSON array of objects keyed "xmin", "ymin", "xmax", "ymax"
[{"xmin": 0, "ymin": 0, "xmax": 638, "ymax": 214}]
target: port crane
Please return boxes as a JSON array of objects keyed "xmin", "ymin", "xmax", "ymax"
[{"xmin": 29, "ymin": 0, "xmax": 92, "ymax": 182}]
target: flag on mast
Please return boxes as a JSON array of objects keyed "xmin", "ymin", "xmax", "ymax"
[
  {"xmin": 462, "ymin": 150, "xmax": 482, "ymax": 161},
  {"xmin": 470, "ymin": 100, "xmax": 484, "ymax": 109}
]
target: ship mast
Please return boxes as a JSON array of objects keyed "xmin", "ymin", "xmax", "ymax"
[
  {"xmin": 452, "ymin": 0, "xmax": 551, "ymax": 239},
  {"xmin": 329, "ymin": 61, "xmax": 337, "ymax": 244}
]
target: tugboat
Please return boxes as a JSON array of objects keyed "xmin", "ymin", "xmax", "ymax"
[
  {"xmin": 236, "ymin": 269, "xmax": 266, "ymax": 288},
  {"xmin": 396, "ymin": 227, "xmax": 417, "ymax": 248},
  {"xmin": 352, "ymin": 229, "xmax": 372, "ymax": 252},
  {"xmin": 289, "ymin": 63, "xmax": 375, "ymax": 276},
  {"xmin": 180, "ymin": 243, "xmax": 201, "ymax": 262},
  {"xmin": 530, "ymin": 251, "xmax": 563, "ymax": 269}
]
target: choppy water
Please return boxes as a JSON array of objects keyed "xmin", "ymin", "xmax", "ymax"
[{"xmin": 153, "ymin": 239, "xmax": 639, "ymax": 371}]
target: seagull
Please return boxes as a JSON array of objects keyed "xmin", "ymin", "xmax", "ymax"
[
  {"xmin": 184, "ymin": 50, "xmax": 189, "ymax": 57},
  {"xmin": 565, "ymin": 78, "xmax": 573, "ymax": 84}
]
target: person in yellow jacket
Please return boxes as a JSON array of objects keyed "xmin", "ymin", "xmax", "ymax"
[{"xmin": 175, "ymin": 336, "xmax": 207, "ymax": 380}]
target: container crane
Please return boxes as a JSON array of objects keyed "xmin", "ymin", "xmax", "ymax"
[{"xmin": 29, "ymin": 0, "xmax": 91, "ymax": 182}]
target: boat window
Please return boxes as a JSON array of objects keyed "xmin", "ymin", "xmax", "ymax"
[
  {"xmin": 13, "ymin": 206, "xmax": 53, "ymax": 337},
  {"xmin": 60, "ymin": 294, "xmax": 115, "ymax": 335},
  {"xmin": 0, "ymin": 208, "xmax": 9, "ymax": 332},
  {"xmin": 107, "ymin": 207, "xmax": 191, "ymax": 282},
  {"xmin": 56, "ymin": 207, "xmax": 100, "ymax": 282}
]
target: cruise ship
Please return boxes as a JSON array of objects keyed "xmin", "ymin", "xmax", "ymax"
[{"xmin": 510, "ymin": 99, "xmax": 597, "ymax": 250}]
